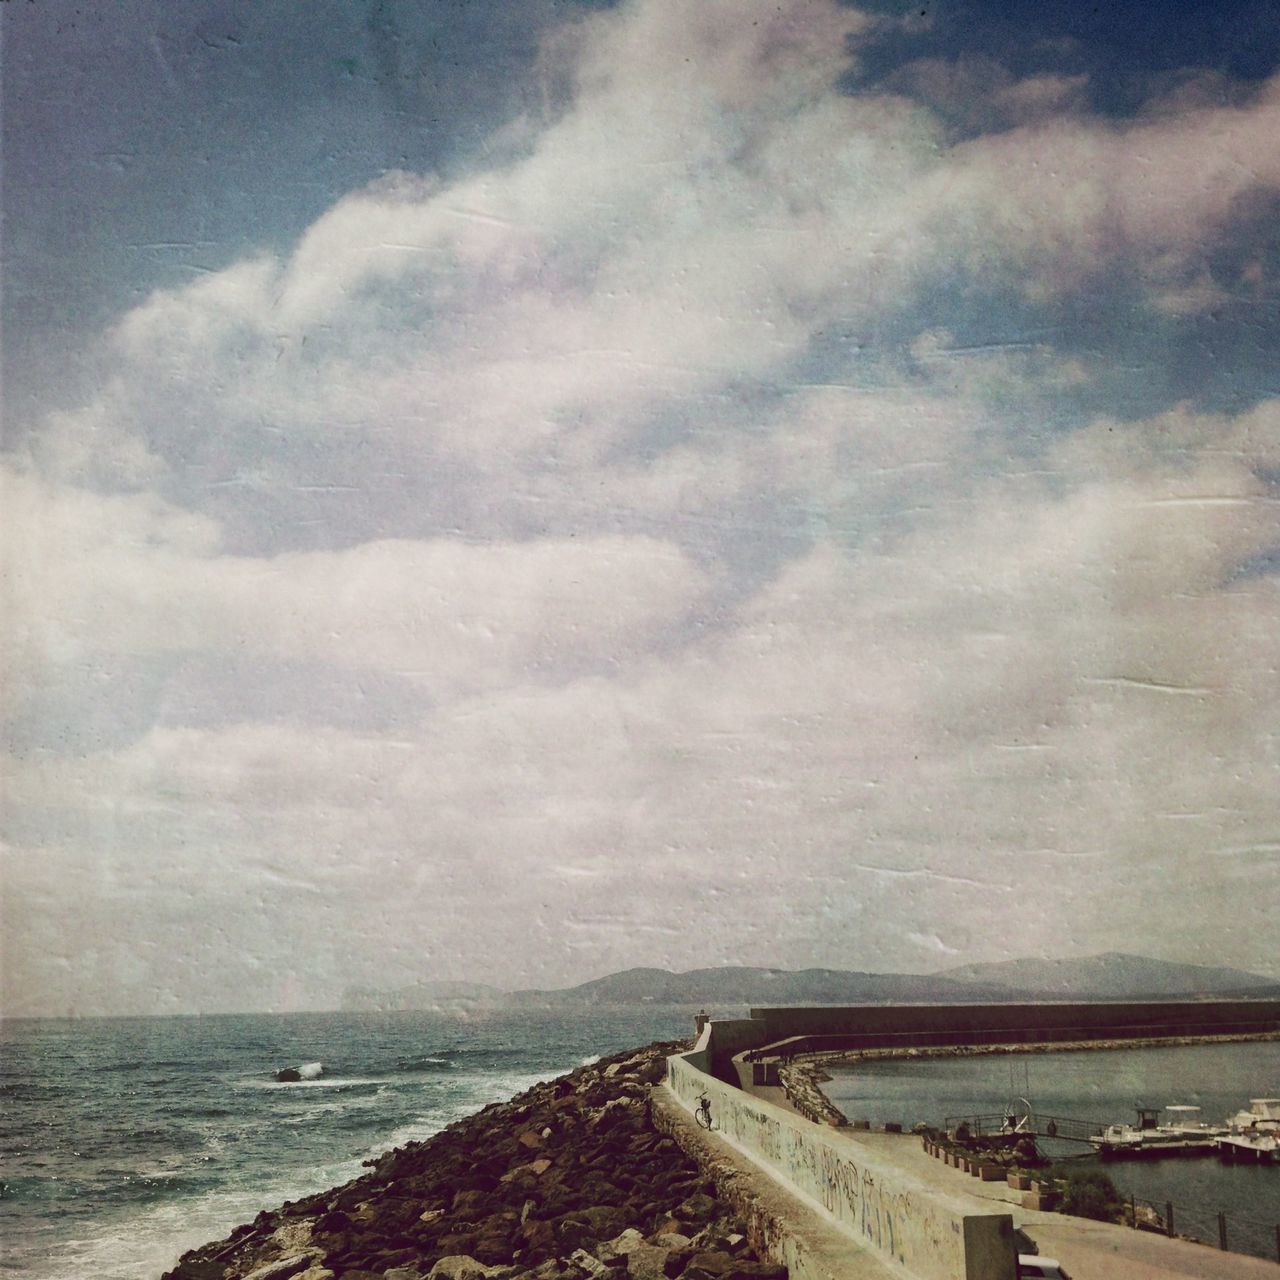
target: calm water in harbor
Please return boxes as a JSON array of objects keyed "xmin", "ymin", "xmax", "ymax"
[
  {"xmin": 0, "ymin": 1008, "xmax": 695, "ymax": 1280},
  {"xmin": 824, "ymin": 1040, "xmax": 1280, "ymax": 1261}
]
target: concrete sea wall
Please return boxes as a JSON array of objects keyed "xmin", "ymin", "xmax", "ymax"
[
  {"xmin": 668, "ymin": 1036, "xmax": 1016, "ymax": 1280},
  {"xmin": 745, "ymin": 1000, "xmax": 1280, "ymax": 1054}
]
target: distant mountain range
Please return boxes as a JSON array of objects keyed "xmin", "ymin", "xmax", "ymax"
[{"xmin": 340, "ymin": 952, "xmax": 1278, "ymax": 1012}]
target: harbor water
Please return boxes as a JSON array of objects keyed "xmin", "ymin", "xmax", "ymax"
[{"xmin": 823, "ymin": 1039, "xmax": 1280, "ymax": 1261}]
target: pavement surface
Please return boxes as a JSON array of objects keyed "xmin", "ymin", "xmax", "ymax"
[
  {"xmin": 653, "ymin": 1085, "xmax": 902, "ymax": 1280},
  {"xmin": 846, "ymin": 1128, "xmax": 1279, "ymax": 1279}
]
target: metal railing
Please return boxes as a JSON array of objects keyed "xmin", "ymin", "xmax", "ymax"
[
  {"xmin": 942, "ymin": 1111, "xmax": 1103, "ymax": 1144},
  {"xmin": 1128, "ymin": 1191, "xmax": 1280, "ymax": 1265}
]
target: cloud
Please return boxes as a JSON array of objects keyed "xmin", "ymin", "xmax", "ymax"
[
  {"xmin": 4, "ymin": 464, "xmax": 712, "ymax": 725},
  {"xmin": 6, "ymin": 0, "xmax": 1280, "ymax": 1012},
  {"xmin": 8, "ymin": 396, "xmax": 1278, "ymax": 1011}
]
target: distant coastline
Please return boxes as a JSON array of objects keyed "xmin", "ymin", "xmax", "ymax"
[{"xmin": 341, "ymin": 953, "xmax": 1280, "ymax": 1015}]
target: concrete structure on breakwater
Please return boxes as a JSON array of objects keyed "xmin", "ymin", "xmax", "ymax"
[
  {"xmin": 662, "ymin": 999, "xmax": 1280, "ymax": 1280},
  {"xmin": 698, "ymin": 998, "xmax": 1280, "ymax": 1081}
]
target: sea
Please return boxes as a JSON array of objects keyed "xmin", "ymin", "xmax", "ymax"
[
  {"xmin": 0, "ymin": 1007, "xmax": 697, "ymax": 1280},
  {"xmin": 5, "ymin": 1017, "xmax": 1278, "ymax": 1277},
  {"xmin": 823, "ymin": 1040, "xmax": 1280, "ymax": 1262}
]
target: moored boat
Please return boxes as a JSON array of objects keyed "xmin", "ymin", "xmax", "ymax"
[
  {"xmin": 1090, "ymin": 1104, "xmax": 1226, "ymax": 1159},
  {"xmin": 1218, "ymin": 1131, "xmax": 1277, "ymax": 1164},
  {"xmin": 1226, "ymin": 1098, "xmax": 1280, "ymax": 1133},
  {"xmin": 1217, "ymin": 1097, "xmax": 1280, "ymax": 1163}
]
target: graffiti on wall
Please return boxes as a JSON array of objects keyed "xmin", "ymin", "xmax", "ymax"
[{"xmin": 668, "ymin": 1050, "xmax": 993, "ymax": 1280}]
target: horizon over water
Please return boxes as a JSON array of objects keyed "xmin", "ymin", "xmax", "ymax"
[{"xmin": 0, "ymin": 1007, "xmax": 701, "ymax": 1280}]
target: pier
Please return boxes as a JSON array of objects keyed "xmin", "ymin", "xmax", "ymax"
[{"xmin": 661, "ymin": 999, "xmax": 1280, "ymax": 1279}]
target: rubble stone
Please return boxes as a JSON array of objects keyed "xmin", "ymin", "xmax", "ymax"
[{"xmin": 161, "ymin": 1042, "xmax": 785, "ymax": 1280}]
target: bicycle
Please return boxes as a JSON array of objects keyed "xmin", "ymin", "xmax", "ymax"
[{"xmin": 695, "ymin": 1093, "xmax": 714, "ymax": 1130}]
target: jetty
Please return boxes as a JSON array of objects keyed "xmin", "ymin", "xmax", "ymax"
[
  {"xmin": 161, "ymin": 998, "xmax": 1280, "ymax": 1280},
  {"xmin": 670, "ymin": 998, "xmax": 1280, "ymax": 1278}
]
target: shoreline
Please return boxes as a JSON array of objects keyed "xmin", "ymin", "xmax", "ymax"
[{"xmin": 162, "ymin": 1040, "xmax": 788, "ymax": 1280}]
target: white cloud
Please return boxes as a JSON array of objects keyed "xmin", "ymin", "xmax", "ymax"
[
  {"xmin": 6, "ymin": 0, "xmax": 1280, "ymax": 1012},
  {"xmin": 4, "ymin": 465, "xmax": 711, "ymax": 706}
]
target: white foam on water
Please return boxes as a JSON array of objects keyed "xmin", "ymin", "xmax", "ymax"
[
  {"xmin": 19, "ymin": 1065, "xmax": 574, "ymax": 1280},
  {"xmin": 372, "ymin": 1069, "xmax": 562, "ymax": 1153},
  {"xmin": 27, "ymin": 1163, "xmax": 363, "ymax": 1280}
]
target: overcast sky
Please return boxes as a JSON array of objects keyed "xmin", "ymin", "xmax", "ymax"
[{"xmin": 4, "ymin": 0, "xmax": 1280, "ymax": 1016}]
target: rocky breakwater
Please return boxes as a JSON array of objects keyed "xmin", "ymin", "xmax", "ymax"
[
  {"xmin": 774, "ymin": 1065, "xmax": 845, "ymax": 1129},
  {"xmin": 163, "ymin": 1041, "xmax": 786, "ymax": 1280}
]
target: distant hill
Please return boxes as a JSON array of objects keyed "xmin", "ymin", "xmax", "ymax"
[
  {"xmin": 508, "ymin": 965, "xmax": 1013, "ymax": 1007},
  {"xmin": 341, "ymin": 953, "xmax": 1279, "ymax": 1012},
  {"xmin": 938, "ymin": 952, "xmax": 1277, "ymax": 998}
]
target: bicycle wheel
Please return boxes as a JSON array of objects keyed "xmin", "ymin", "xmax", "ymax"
[{"xmin": 695, "ymin": 1107, "xmax": 712, "ymax": 1129}]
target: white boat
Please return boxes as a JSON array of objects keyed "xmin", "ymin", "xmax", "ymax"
[
  {"xmin": 1161, "ymin": 1104, "xmax": 1228, "ymax": 1140},
  {"xmin": 1090, "ymin": 1105, "xmax": 1226, "ymax": 1159},
  {"xmin": 1217, "ymin": 1130, "xmax": 1277, "ymax": 1164},
  {"xmin": 1217, "ymin": 1098, "xmax": 1280, "ymax": 1164},
  {"xmin": 1225, "ymin": 1098, "xmax": 1280, "ymax": 1133}
]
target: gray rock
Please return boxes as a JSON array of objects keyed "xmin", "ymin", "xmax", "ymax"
[
  {"xmin": 604, "ymin": 1229, "xmax": 645, "ymax": 1256},
  {"xmin": 568, "ymin": 1249, "xmax": 612, "ymax": 1278},
  {"xmin": 243, "ymin": 1257, "xmax": 317, "ymax": 1280},
  {"xmin": 624, "ymin": 1244, "xmax": 671, "ymax": 1280},
  {"xmin": 647, "ymin": 1233, "xmax": 690, "ymax": 1251},
  {"xmin": 427, "ymin": 1257, "xmax": 504, "ymax": 1280}
]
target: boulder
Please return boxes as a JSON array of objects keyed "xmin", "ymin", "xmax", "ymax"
[
  {"xmin": 602, "ymin": 1228, "xmax": 646, "ymax": 1259},
  {"xmin": 568, "ymin": 1249, "xmax": 613, "ymax": 1278},
  {"xmin": 681, "ymin": 1252, "xmax": 737, "ymax": 1280},
  {"xmin": 428, "ymin": 1257, "xmax": 504, "ymax": 1280},
  {"xmin": 164, "ymin": 1262, "xmax": 227, "ymax": 1280},
  {"xmin": 674, "ymin": 1195, "xmax": 716, "ymax": 1225},
  {"xmin": 624, "ymin": 1243, "xmax": 672, "ymax": 1280},
  {"xmin": 243, "ymin": 1257, "xmax": 319, "ymax": 1280},
  {"xmin": 271, "ymin": 1222, "xmax": 315, "ymax": 1253},
  {"xmin": 454, "ymin": 1189, "xmax": 493, "ymax": 1219},
  {"xmin": 648, "ymin": 1232, "xmax": 691, "ymax": 1251}
]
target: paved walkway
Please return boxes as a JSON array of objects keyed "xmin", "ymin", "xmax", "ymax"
[
  {"xmin": 652, "ymin": 1086, "xmax": 900, "ymax": 1280},
  {"xmin": 848, "ymin": 1129, "xmax": 1278, "ymax": 1279}
]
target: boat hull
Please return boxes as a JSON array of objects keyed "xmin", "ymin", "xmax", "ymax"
[{"xmin": 1096, "ymin": 1139, "xmax": 1219, "ymax": 1160}]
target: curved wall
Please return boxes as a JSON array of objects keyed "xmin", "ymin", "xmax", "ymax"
[
  {"xmin": 748, "ymin": 1000, "xmax": 1280, "ymax": 1049},
  {"xmin": 667, "ymin": 1036, "xmax": 1016, "ymax": 1280}
]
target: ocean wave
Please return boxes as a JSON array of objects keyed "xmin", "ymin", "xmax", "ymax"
[
  {"xmin": 96, "ymin": 1060, "xmax": 193, "ymax": 1074},
  {"xmin": 20, "ymin": 1163, "xmax": 368, "ymax": 1280},
  {"xmin": 370, "ymin": 1069, "xmax": 562, "ymax": 1154}
]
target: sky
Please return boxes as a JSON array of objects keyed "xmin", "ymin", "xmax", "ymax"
[{"xmin": 3, "ymin": 0, "xmax": 1280, "ymax": 1016}]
